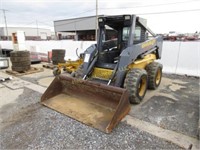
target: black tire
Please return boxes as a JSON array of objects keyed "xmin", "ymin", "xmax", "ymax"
[
  {"xmin": 52, "ymin": 60, "xmax": 65, "ymax": 65},
  {"xmin": 52, "ymin": 59, "xmax": 65, "ymax": 62},
  {"xmin": 146, "ymin": 62, "xmax": 163, "ymax": 90},
  {"xmin": 10, "ymin": 51, "xmax": 30, "ymax": 57},
  {"xmin": 53, "ymin": 68, "xmax": 61, "ymax": 76},
  {"xmin": 10, "ymin": 51, "xmax": 31, "ymax": 72},
  {"xmin": 52, "ymin": 55, "xmax": 66, "ymax": 58},
  {"xmin": 12, "ymin": 61, "xmax": 31, "ymax": 67},
  {"xmin": 52, "ymin": 56, "xmax": 65, "ymax": 59},
  {"xmin": 52, "ymin": 49, "xmax": 65, "ymax": 63},
  {"xmin": 10, "ymin": 57, "xmax": 30, "ymax": 62},
  {"xmin": 73, "ymin": 64, "xmax": 84, "ymax": 78},
  {"xmin": 52, "ymin": 50, "xmax": 65, "ymax": 57},
  {"xmin": 52, "ymin": 61, "xmax": 58, "ymax": 65},
  {"xmin": 52, "ymin": 53, "xmax": 65, "ymax": 57},
  {"xmin": 52, "ymin": 57, "xmax": 65, "ymax": 62},
  {"xmin": 52, "ymin": 49, "xmax": 65, "ymax": 54},
  {"xmin": 12, "ymin": 66, "xmax": 30, "ymax": 72},
  {"xmin": 124, "ymin": 68, "xmax": 148, "ymax": 104},
  {"xmin": 52, "ymin": 59, "xmax": 65, "ymax": 63}
]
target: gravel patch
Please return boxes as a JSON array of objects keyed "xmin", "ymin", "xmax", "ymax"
[
  {"xmin": 1, "ymin": 103, "xmax": 181, "ymax": 149},
  {"xmin": 0, "ymin": 88, "xmax": 42, "ymax": 124},
  {"xmin": 1, "ymin": 73, "xmax": 191, "ymax": 149}
]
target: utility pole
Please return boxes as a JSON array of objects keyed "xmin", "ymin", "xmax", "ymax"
[
  {"xmin": 36, "ymin": 20, "xmax": 39, "ymax": 40},
  {"xmin": 74, "ymin": 21, "xmax": 78, "ymax": 41},
  {"xmin": 0, "ymin": 9, "xmax": 9, "ymax": 40},
  {"xmin": 95, "ymin": 0, "xmax": 98, "ymax": 41}
]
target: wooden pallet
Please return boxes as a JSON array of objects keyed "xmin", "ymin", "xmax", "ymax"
[
  {"xmin": 6, "ymin": 67, "xmax": 44, "ymax": 76},
  {"xmin": 42, "ymin": 63, "xmax": 56, "ymax": 69}
]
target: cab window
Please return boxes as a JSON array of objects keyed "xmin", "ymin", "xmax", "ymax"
[
  {"xmin": 134, "ymin": 26, "xmax": 141, "ymax": 41},
  {"xmin": 122, "ymin": 27, "xmax": 130, "ymax": 41}
]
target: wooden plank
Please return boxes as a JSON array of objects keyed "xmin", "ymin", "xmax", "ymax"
[
  {"xmin": 42, "ymin": 63, "xmax": 55, "ymax": 69},
  {"xmin": 5, "ymin": 67, "xmax": 44, "ymax": 76}
]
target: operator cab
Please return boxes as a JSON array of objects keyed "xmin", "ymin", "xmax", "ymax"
[
  {"xmin": 96, "ymin": 15, "xmax": 131, "ymax": 69},
  {"xmin": 96, "ymin": 15, "xmax": 148, "ymax": 69}
]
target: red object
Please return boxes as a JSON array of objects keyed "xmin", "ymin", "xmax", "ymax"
[{"xmin": 48, "ymin": 51, "xmax": 52, "ymax": 63}]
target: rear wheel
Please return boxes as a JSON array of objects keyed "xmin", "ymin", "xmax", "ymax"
[
  {"xmin": 146, "ymin": 62, "xmax": 163, "ymax": 89},
  {"xmin": 124, "ymin": 68, "xmax": 148, "ymax": 104}
]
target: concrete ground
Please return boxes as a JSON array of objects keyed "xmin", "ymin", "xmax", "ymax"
[{"xmin": 0, "ymin": 63, "xmax": 199, "ymax": 149}]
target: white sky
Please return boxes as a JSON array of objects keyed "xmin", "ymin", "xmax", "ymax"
[{"xmin": 0, "ymin": 0, "xmax": 200, "ymax": 33}]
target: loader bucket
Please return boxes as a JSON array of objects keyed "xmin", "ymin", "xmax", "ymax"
[{"xmin": 41, "ymin": 75, "xmax": 130, "ymax": 133}]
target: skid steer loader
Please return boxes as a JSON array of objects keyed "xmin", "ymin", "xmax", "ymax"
[{"xmin": 41, "ymin": 14, "xmax": 163, "ymax": 133}]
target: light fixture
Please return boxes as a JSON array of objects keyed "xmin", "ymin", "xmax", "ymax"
[
  {"xmin": 124, "ymin": 15, "xmax": 131, "ymax": 20},
  {"xmin": 98, "ymin": 18, "xmax": 103, "ymax": 22}
]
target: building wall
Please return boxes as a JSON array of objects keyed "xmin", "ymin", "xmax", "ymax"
[
  {"xmin": 0, "ymin": 27, "xmax": 52, "ymax": 40},
  {"xmin": 0, "ymin": 28, "xmax": 4, "ymax": 36},
  {"xmin": 54, "ymin": 15, "xmax": 118, "ymax": 41},
  {"xmin": 54, "ymin": 16, "xmax": 98, "ymax": 32},
  {"xmin": 0, "ymin": 41, "xmax": 199, "ymax": 76},
  {"xmin": 56, "ymin": 31, "xmax": 76, "ymax": 40}
]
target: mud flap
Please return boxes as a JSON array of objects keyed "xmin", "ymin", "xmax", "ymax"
[{"xmin": 41, "ymin": 75, "xmax": 130, "ymax": 133}]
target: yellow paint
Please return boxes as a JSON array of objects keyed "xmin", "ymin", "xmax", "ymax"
[
  {"xmin": 128, "ymin": 54, "xmax": 156, "ymax": 69},
  {"xmin": 90, "ymin": 54, "xmax": 156, "ymax": 79},
  {"xmin": 91, "ymin": 67, "xmax": 113, "ymax": 79},
  {"xmin": 155, "ymin": 68, "xmax": 161, "ymax": 85},
  {"xmin": 138, "ymin": 75, "xmax": 147, "ymax": 97},
  {"xmin": 57, "ymin": 59, "xmax": 83, "ymax": 73},
  {"xmin": 141, "ymin": 39, "xmax": 156, "ymax": 49}
]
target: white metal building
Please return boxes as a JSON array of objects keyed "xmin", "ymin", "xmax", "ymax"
[
  {"xmin": 0, "ymin": 27, "xmax": 52, "ymax": 40},
  {"xmin": 54, "ymin": 15, "xmax": 103, "ymax": 41}
]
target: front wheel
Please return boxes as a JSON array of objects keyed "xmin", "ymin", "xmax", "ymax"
[{"xmin": 124, "ymin": 68, "xmax": 148, "ymax": 104}]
